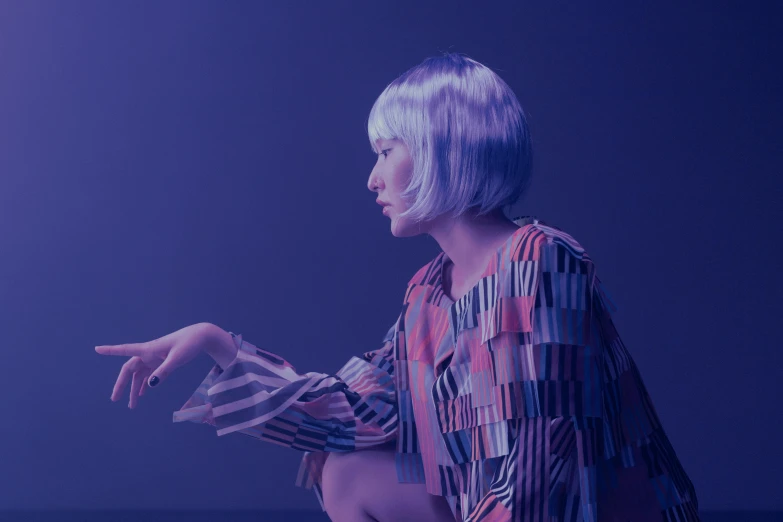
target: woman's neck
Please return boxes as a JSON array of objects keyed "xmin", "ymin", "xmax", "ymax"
[{"xmin": 429, "ymin": 208, "xmax": 520, "ymax": 289}]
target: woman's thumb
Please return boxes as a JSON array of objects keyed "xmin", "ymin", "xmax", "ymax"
[{"xmin": 148, "ymin": 359, "xmax": 177, "ymax": 388}]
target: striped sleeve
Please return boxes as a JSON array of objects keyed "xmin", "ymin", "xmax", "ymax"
[
  {"xmin": 465, "ymin": 235, "xmax": 701, "ymax": 521},
  {"xmin": 172, "ymin": 324, "xmax": 399, "ymax": 453},
  {"xmin": 463, "ymin": 237, "xmax": 603, "ymax": 522}
]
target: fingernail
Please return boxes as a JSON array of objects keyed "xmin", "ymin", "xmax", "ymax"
[{"xmin": 149, "ymin": 376, "xmax": 159, "ymax": 387}]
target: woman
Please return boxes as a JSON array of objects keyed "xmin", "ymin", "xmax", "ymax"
[{"xmin": 96, "ymin": 53, "xmax": 700, "ymax": 522}]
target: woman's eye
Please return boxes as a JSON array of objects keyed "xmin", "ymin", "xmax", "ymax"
[{"xmin": 380, "ymin": 149, "xmax": 390, "ymax": 158}]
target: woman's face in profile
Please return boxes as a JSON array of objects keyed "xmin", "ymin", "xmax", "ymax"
[{"xmin": 368, "ymin": 138, "xmax": 421, "ymax": 238}]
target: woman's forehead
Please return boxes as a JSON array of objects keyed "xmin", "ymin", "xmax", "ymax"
[{"xmin": 375, "ymin": 137, "xmax": 399, "ymax": 146}]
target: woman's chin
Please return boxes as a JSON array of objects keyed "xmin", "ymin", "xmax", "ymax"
[{"xmin": 389, "ymin": 215, "xmax": 424, "ymax": 238}]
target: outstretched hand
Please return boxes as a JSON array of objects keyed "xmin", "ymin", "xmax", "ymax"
[{"xmin": 95, "ymin": 322, "xmax": 216, "ymax": 409}]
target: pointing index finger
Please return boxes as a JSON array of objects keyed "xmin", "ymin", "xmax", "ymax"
[{"xmin": 95, "ymin": 344, "xmax": 141, "ymax": 356}]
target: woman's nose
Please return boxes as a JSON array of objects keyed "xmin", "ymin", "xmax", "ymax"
[{"xmin": 367, "ymin": 171, "xmax": 382, "ymax": 192}]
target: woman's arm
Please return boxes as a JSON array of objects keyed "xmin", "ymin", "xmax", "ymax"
[
  {"xmin": 173, "ymin": 318, "xmax": 400, "ymax": 452},
  {"xmin": 202, "ymin": 323, "xmax": 239, "ymax": 370},
  {"xmin": 461, "ymin": 237, "xmax": 601, "ymax": 521},
  {"xmin": 463, "ymin": 236, "xmax": 699, "ymax": 521}
]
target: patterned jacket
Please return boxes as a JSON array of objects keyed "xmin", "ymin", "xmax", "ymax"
[{"xmin": 173, "ymin": 215, "xmax": 700, "ymax": 521}]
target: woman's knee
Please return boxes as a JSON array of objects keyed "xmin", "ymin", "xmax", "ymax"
[
  {"xmin": 322, "ymin": 451, "xmax": 375, "ymax": 520},
  {"xmin": 321, "ymin": 447, "xmax": 454, "ymax": 522},
  {"xmin": 322, "ymin": 446, "xmax": 399, "ymax": 519},
  {"xmin": 322, "ymin": 452, "xmax": 353, "ymax": 510}
]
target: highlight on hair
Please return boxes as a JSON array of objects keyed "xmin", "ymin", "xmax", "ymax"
[{"xmin": 367, "ymin": 52, "xmax": 533, "ymax": 223}]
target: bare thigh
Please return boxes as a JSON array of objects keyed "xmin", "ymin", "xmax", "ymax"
[{"xmin": 322, "ymin": 444, "xmax": 456, "ymax": 522}]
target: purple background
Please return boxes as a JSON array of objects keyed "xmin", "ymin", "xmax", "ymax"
[{"xmin": 0, "ymin": 0, "xmax": 780, "ymax": 512}]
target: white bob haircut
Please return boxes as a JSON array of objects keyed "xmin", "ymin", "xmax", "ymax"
[{"xmin": 367, "ymin": 52, "xmax": 533, "ymax": 223}]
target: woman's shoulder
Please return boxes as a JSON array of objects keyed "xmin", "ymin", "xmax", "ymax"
[
  {"xmin": 404, "ymin": 214, "xmax": 593, "ymax": 288},
  {"xmin": 510, "ymin": 215, "xmax": 590, "ymax": 262}
]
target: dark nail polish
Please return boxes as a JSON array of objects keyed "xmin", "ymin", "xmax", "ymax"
[{"xmin": 149, "ymin": 376, "xmax": 159, "ymax": 387}]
